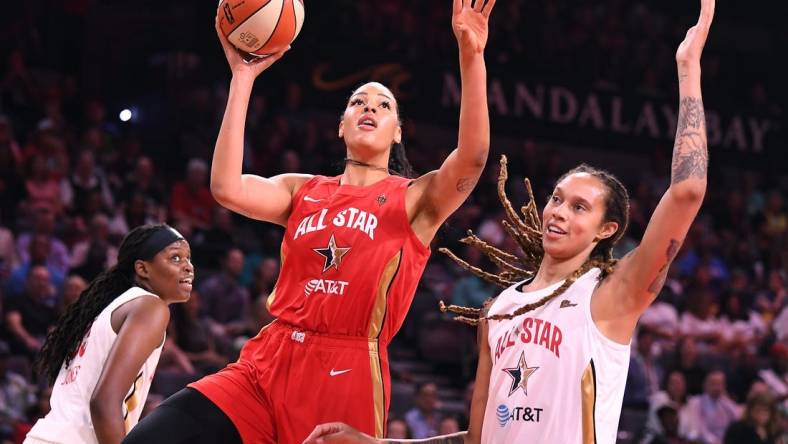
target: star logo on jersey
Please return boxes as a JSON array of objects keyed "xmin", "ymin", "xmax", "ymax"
[
  {"xmin": 312, "ymin": 234, "xmax": 351, "ymax": 273},
  {"xmin": 376, "ymin": 194, "xmax": 387, "ymax": 205},
  {"xmin": 502, "ymin": 351, "xmax": 539, "ymax": 397}
]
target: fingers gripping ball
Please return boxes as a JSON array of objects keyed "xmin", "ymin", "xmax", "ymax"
[{"xmin": 218, "ymin": 0, "xmax": 305, "ymax": 57}]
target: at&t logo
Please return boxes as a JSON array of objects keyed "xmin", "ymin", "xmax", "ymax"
[{"xmin": 496, "ymin": 404, "xmax": 544, "ymax": 427}]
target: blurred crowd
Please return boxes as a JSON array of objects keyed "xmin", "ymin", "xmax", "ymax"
[{"xmin": 0, "ymin": 1, "xmax": 786, "ymax": 443}]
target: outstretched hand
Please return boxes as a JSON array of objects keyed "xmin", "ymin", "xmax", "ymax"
[
  {"xmin": 302, "ymin": 423, "xmax": 378, "ymax": 444},
  {"xmin": 452, "ymin": 0, "xmax": 497, "ymax": 56},
  {"xmin": 675, "ymin": 0, "xmax": 715, "ymax": 66},
  {"xmin": 215, "ymin": 10, "xmax": 289, "ymax": 79}
]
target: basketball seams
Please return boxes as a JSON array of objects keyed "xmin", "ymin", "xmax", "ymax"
[
  {"xmin": 253, "ymin": 0, "xmax": 287, "ymax": 55},
  {"xmin": 220, "ymin": 0, "xmax": 273, "ymax": 34},
  {"xmin": 293, "ymin": 0, "xmax": 305, "ymax": 40}
]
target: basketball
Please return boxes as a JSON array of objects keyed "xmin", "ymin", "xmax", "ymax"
[{"xmin": 218, "ymin": 0, "xmax": 305, "ymax": 57}]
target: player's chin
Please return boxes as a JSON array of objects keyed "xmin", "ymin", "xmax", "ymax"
[
  {"xmin": 174, "ymin": 282, "xmax": 193, "ymax": 302},
  {"xmin": 541, "ymin": 241, "xmax": 574, "ymax": 261}
]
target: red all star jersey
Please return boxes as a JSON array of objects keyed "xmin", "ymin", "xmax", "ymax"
[{"xmin": 267, "ymin": 175, "xmax": 431, "ymax": 342}]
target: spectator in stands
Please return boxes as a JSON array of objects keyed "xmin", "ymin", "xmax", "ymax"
[
  {"xmin": 119, "ymin": 155, "xmax": 165, "ymax": 209},
  {"xmin": 69, "ymin": 213, "xmax": 117, "ymax": 280},
  {"xmin": 169, "ymin": 158, "xmax": 215, "ymax": 232},
  {"xmin": 667, "ymin": 338, "xmax": 707, "ymax": 397},
  {"xmin": 759, "ymin": 191, "xmax": 786, "ymax": 238},
  {"xmin": 247, "ymin": 257, "xmax": 279, "ymax": 303},
  {"xmin": 645, "ymin": 371, "xmax": 691, "ymax": 442},
  {"xmin": 109, "ymin": 191, "xmax": 160, "ymax": 237},
  {"xmin": 720, "ymin": 287, "xmax": 767, "ymax": 355},
  {"xmin": 684, "ymin": 370, "xmax": 740, "ymax": 444},
  {"xmin": 639, "ymin": 288, "xmax": 680, "ymax": 355},
  {"xmin": 4, "ymin": 265, "xmax": 58, "ymax": 356},
  {"xmin": 774, "ymin": 305, "xmax": 788, "ymax": 343},
  {"xmin": 680, "ymin": 285, "xmax": 725, "ymax": 353},
  {"xmin": 170, "ymin": 290, "xmax": 229, "ymax": 376},
  {"xmin": 723, "ymin": 392, "xmax": 779, "ymax": 444},
  {"xmin": 405, "ymin": 382, "xmax": 441, "ymax": 439},
  {"xmin": 647, "ymin": 404, "xmax": 693, "ymax": 444},
  {"xmin": 192, "ymin": 207, "xmax": 238, "ymax": 270},
  {"xmin": 386, "ymin": 418, "xmax": 411, "ymax": 439},
  {"xmin": 198, "ymin": 247, "xmax": 249, "ymax": 337},
  {"xmin": 0, "ymin": 221, "xmax": 17, "ymax": 280},
  {"xmin": 23, "ymin": 155, "xmax": 62, "ymax": 215},
  {"xmin": 6, "ymin": 233, "xmax": 65, "ymax": 300},
  {"xmin": 14, "ymin": 386, "xmax": 52, "ymax": 443},
  {"xmin": 61, "ymin": 149, "xmax": 114, "ymax": 217},
  {"xmin": 0, "ymin": 342, "xmax": 36, "ymax": 440},
  {"xmin": 59, "ymin": 274, "xmax": 87, "ymax": 313},
  {"xmin": 15, "ymin": 207, "xmax": 70, "ymax": 277},
  {"xmin": 439, "ymin": 416, "xmax": 461, "ymax": 435},
  {"xmin": 624, "ymin": 328, "xmax": 663, "ymax": 408},
  {"xmin": 450, "ymin": 246, "xmax": 497, "ymax": 309},
  {"xmin": 755, "ymin": 270, "xmax": 787, "ymax": 320}
]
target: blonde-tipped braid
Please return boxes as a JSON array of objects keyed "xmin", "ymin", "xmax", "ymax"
[{"xmin": 439, "ymin": 156, "xmax": 627, "ymax": 326}]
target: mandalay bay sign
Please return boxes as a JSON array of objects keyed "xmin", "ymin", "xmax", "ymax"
[{"xmin": 312, "ymin": 62, "xmax": 781, "ymax": 155}]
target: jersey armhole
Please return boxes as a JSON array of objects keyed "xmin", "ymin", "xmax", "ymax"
[
  {"xmin": 288, "ymin": 175, "xmax": 325, "ymax": 221},
  {"xmin": 109, "ymin": 293, "xmax": 165, "ymax": 347},
  {"xmin": 291, "ymin": 175, "xmax": 323, "ymax": 202},
  {"xmin": 585, "ymin": 292, "xmax": 632, "ymax": 350}
]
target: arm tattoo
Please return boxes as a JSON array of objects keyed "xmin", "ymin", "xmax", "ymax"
[
  {"xmin": 456, "ymin": 177, "xmax": 477, "ymax": 193},
  {"xmin": 648, "ymin": 239, "xmax": 681, "ymax": 293},
  {"xmin": 671, "ymin": 97, "xmax": 708, "ymax": 185}
]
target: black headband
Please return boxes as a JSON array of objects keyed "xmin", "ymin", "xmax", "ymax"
[{"xmin": 138, "ymin": 227, "xmax": 185, "ymax": 260}]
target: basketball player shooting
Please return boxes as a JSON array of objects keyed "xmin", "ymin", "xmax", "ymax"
[
  {"xmin": 304, "ymin": 0, "xmax": 714, "ymax": 442},
  {"xmin": 124, "ymin": 1, "xmax": 498, "ymax": 443}
]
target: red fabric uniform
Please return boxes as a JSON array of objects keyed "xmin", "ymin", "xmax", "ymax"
[{"xmin": 190, "ymin": 175, "xmax": 431, "ymax": 443}]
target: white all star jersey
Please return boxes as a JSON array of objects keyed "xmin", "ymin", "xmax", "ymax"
[
  {"xmin": 481, "ymin": 268, "xmax": 630, "ymax": 444},
  {"xmin": 26, "ymin": 287, "xmax": 164, "ymax": 444}
]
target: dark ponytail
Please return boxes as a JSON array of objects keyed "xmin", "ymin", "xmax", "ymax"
[{"xmin": 389, "ymin": 142, "xmax": 416, "ymax": 178}]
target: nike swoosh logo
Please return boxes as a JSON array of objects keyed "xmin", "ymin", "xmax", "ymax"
[
  {"xmin": 329, "ymin": 368, "xmax": 352, "ymax": 377},
  {"xmin": 304, "ymin": 196, "xmax": 323, "ymax": 202}
]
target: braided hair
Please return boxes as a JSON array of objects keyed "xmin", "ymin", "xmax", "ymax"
[
  {"xmin": 35, "ymin": 224, "xmax": 173, "ymax": 384},
  {"xmin": 439, "ymin": 156, "xmax": 630, "ymax": 325}
]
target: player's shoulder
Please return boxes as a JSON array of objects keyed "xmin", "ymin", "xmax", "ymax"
[
  {"xmin": 121, "ymin": 294, "xmax": 169, "ymax": 324},
  {"xmin": 481, "ymin": 296, "xmax": 498, "ymax": 317},
  {"xmin": 277, "ymin": 173, "xmax": 316, "ymax": 191}
]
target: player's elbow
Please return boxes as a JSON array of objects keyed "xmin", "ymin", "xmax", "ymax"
[
  {"xmin": 210, "ymin": 180, "xmax": 237, "ymax": 207},
  {"xmin": 458, "ymin": 145, "xmax": 489, "ymax": 170},
  {"xmin": 668, "ymin": 183, "xmax": 706, "ymax": 205},
  {"xmin": 89, "ymin": 391, "xmax": 117, "ymax": 425}
]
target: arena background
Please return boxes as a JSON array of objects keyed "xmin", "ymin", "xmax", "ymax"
[{"xmin": 0, "ymin": 1, "xmax": 785, "ymax": 442}]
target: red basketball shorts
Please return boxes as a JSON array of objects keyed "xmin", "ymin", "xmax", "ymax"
[{"xmin": 189, "ymin": 321, "xmax": 390, "ymax": 444}]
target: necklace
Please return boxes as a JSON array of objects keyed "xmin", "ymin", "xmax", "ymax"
[{"xmin": 344, "ymin": 157, "xmax": 390, "ymax": 174}]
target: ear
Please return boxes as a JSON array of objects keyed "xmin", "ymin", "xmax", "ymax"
[
  {"xmin": 394, "ymin": 125, "xmax": 402, "ymax": 145},
  {"xmin": 134, "ymin": 259, "xmax": 150, "ymax": 280},
  {"xmin": 595, "ymin": 221, "xmax": 619, "ymax": 242},
  {"xmin": 338, "ymin": 120, "xmax": 344, "ymax": 139}
]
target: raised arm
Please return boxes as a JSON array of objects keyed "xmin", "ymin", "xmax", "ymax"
[
  {"xmin": 593, "ymin": 0, "xmax": 715, "ymax": 342},
  {"xmin": 409, "ymin": 0, "xmax": 496, "ymax": 239},
  {"xmin": 209, "ymin": 14, "xmax": 311, "ymax": 227}
]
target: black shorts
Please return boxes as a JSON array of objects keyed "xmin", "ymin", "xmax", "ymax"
[{"xmin": 122, "ymin": 388, "xmax": 241, "ymax": 444}]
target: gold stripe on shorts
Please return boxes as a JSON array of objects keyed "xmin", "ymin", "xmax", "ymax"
[{"xmin": 580, "ymin": 359, "xmax": 598, "ymax": 444}]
